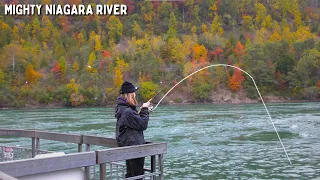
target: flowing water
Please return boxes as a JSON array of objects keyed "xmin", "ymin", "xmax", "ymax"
[{"xmin": 0, "ymin": 102, "xmax": 319, "ymax": 179}]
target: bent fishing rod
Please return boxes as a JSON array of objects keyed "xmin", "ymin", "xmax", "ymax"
[{"xmin": 145, "ymin": 63, "xmax": 292, "ymax": 165}]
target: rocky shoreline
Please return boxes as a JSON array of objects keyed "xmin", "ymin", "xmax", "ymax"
[
  {"xmin": 0, "ymin": 97, "xmax": 313, "ymax": 110},
  {"xmin": 0, "ymin": 86, "xmax": 316, "ymax": 110}
]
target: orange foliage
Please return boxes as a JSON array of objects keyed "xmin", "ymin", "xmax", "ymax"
[
  {"xmin": 228, "ymin": 68, "xmax": 245, "ymax": 91},
  {"xmin": 51, "ymin": 62, "xmax": 60, "ymax": 73},
  {"xmin": 317, "ymin": 80, "xmax": 320, "ymax": 89},
  {"xmin": 103, "ymin": 50, "xmax": 111, "ymax": 58},
  {"xmin": 70, "ymin": 92, "xmax": 85, "ymax": 107},
  {"xmin": 192, "ymin": 43, "xmax": 207, "ymax": 63},
  {"xmin": 233, "ymin": 41, "xmax": 245, "ymax": 60},
  {"xmin": 25, "ymin": 64, "xmax": 42, "ymax": 83},
  {"xmin": 138, "ymin": 72, "xmax": 151, "ymax": 82},
  {"xmin": 58, "ymin": 16, "xmax": 69, "ymax": 32},
  {"xmin": 210, "ymin": 46, "xmax": 223, "ymax": 57}
]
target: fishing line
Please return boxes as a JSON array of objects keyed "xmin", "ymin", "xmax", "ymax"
[{"xmin": 151, "ymin": 63, "xmax": 292, "ymax": 165}]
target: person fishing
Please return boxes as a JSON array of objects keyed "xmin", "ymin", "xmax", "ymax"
[{"xmin": 115, "ymin": 81, "xmax": 151, "ymax": 179}]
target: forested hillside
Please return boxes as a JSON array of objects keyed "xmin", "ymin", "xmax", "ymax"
[{"xmin": 0, "ymin": 0, "xmax": 320, "ymax": 108}]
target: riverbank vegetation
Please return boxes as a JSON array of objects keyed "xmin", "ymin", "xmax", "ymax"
[{"xmin": 0, "ymin": 0, "xmax": 320, "ymax": 108}]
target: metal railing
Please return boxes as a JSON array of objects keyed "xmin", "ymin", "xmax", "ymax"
[{"xmin": 0, "ymin": 128, "xmax": 167, "ymax": 180}]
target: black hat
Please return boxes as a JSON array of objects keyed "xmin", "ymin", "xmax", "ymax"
[{"xmin": 119, "ymin": 81, "xmax": 139, "ymax": 94}]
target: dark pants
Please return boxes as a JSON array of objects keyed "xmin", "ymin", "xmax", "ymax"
[{"xmin": 125, "ymin": 157, "xmax": 145, "ymax": 179}]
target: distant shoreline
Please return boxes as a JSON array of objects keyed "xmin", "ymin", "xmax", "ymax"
[{"xmin": 0, "ymin": 98, "xmax": 317, "ymax": 110}]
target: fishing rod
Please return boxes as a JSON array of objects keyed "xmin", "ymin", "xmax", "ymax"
[
  {"xmin": 146, "ymin": 63, "xmax": 292, "ymax": 165},
  {"xmin": 148, "ymin": 63, "xmax": 217, "ymax": 104}
]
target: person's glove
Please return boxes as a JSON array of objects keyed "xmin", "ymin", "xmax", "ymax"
[{"xmin": 142, "ymin": 101, "xmax": 150, "ymax": 108}]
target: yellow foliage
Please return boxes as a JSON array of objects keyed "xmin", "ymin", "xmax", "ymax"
[
  {"xmin": 89, "ymin": 31, "xmax": 96, "ymax": 42},
  {"xmin": 113, "ymin": 69, "xmax": 123, "ymax": 89},
  {"xmin": 255, "ymin": 3, "xmax": 267, "ymax": 25},
  {"xmin": 139, "ymin": 81, "xmax": 159, "ymax": 102},
  {"xmin": 106, "ymin": 88, "xmax": 113, "ymax": 94},
  {"xmin": 254, "ymin": 28, "xmax": 268, "ymax": 44},
  {"xmin": 282, "ymin": 26, "xmax": 295, "ymax": 44},
  {"xmin": 88, "ymin": 52, "xmax": 96, "ymax": 66},
  {"xmin": 262, "ymin": 15, "xmax": 273, "ymax": 29},
  {"xmin": 294, "ymin": 26, "xmax": 314, "ymax": 42},
  {"xmin": 269, "ymin": 31, "xmax": 282, "ymax": 41},
  {"xmin": 0, "ymin": 69, "xmax": 5, "ymax": 85},
  {"xmin": 115, "ymin": 58, "xmax": 129, "ymax": 73},
  {"xmin": 243, "ymin": 15, "xmax": 253, "ymax": 30},
  {"xmin": 211, "ymin": 4, "xmax": 217, "ymax": 12},
  {"xmin": 94, "ymin": 35, "xmax": 103, "ymax": 51},
  {"xmin": 218, "ymin": 27, "xmax": 224, "ymax": 35},
  {"xmin": 72, "ymin": 61, "xmax": 79, "ymax": 72},
  {"xmin": 66, "ymin": 78, "xmax": 79, "ymax": 93},
  {"xmin": 201, "ymin": 24, "xmax": 208, "ymax": 33},
  {"xmin": 210, "ymin": 15, "xmax": 222, "ymax": 35},
  {"xmin": 191, "ymin": 26, "xmax": 197, "ymax": 34}
]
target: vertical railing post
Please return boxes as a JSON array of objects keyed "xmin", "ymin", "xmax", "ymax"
[
  {"xmin": 100, "ymin": 163, "xmax": 106, "ymax": 180},
  {"xmin": 158, "ymin": 154, "xmax": 164, "ymax": 180},
  {"xmin": 110, "ymin": 164, "xmax": 113, "ymax": 179},
  {"xmin": 151, "ymin": 155, "xmax": 156, "ymax": 180},
  {"xmin": 78, "ymin": 143, "xmax": 82, "ymax": 152},
  {"xmin": 85, "ymin": 144, "xmax": 91, "ymax": 180},
  {"xmin": 31, "ymin": 137, "xmax": 36, "ymax": 158},
  {"xmin": 36, "ymin": 138, "xmax": 40, "ymax": 155}
]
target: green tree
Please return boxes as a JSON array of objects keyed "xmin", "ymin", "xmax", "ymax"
[
  {"xmin": 106, "ymin": 16, "xmax": 123, "ymax": 46},
  {"xmin": 262, "ymin": 15, "xmax": 273, "ymax": 30},
  {"xmin": 291, "ymin": 48, "xmax": 320, "ymax": 88},
  {"xmin": 0, "ymin": 69, "xmax": 5, "ymax": 85},
  {"xmin": 210, "ymin": 15, "xmax": 222, "ymax": 35},
  {"xmin": 31, "ymin": 16, "xmax": 40, "ymax": 38},
  {"xmin": 255, "ymin": 3, "xmax": 267, "ymax": 27},
  {"xmin": 166, "ymin": 12, "xmax": 178, "ymax": 40},
  {"xmin": 139, "ymin": 81, "xmax": 159, "ymax": 102},
  {"xmin": 59, "ymin": 56, "xmax": 67, "ymax": 79}
]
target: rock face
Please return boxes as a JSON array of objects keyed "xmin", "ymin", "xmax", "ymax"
[{"xmin": 210, "ymin": 85, "xmax": 257, "ymax": 104}]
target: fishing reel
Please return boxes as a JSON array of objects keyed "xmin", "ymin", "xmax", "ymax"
[{"xmin": 148, "ymin": 105, "xmax": 154, "ymax": 112}]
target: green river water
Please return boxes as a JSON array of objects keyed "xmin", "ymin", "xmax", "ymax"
[{"xmin": 0, "ymin": 102, "xmax": 319, "ymax": 179}]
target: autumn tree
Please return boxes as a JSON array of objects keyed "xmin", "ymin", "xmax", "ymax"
[
  {"xmin": 166, "ymin": 12, "xmax": 178, "ymax": 40},
  {"xmin": 106, "ymin": 16, "xmax": 123, "ymax": 46},
  {"xmin": 262, "ymin": 15, "xmax": 273, "ymax": 30},
  {"xmin": 192, "ymin": 43, "xmax": 207, "ymax": 64},
  {"xmin": 113, "ymin": 58, "xmax": 129, "ymax": 89},
  {"xmin": 94, "ymin": 35, "xmax": 103, "ymax": 52},
  {"xmin": 0, "ymin": 20, "xmax": 13, "ymax": 48},
  {"xmin": 255, "ymin": 3, "xmax": 267, "ymax": 27},
  {"xmin": 243, "ymin": 15, "xmax": 254, "ymax": 31},
  {"xmin": 0, "ymin": 69, "xmax": 5, "ymax": 85},
  {"xmin": 228, "ymin": 67, "xmax": 245, "ymax": 92},
  {"xmin": 25, "ymin": 64, "xmax": 42, "ymax": 83},
  {"xmin": 59, "ymin": 56, "xmax": 67, "ymax": 80},
  {"xmin": 233, "ymin": 41, "xmax": 246, "ymax": 63},
  {"xmin": 87, "ymin": 52, "xmax": 97, "ymax": 73},
  {"xmin": 139, "ymin": 81, "xmax": 159, "ymax": 102},
  {"xmin": 210, "ymin": 15, "xmax": 222, "ymax": 35}
]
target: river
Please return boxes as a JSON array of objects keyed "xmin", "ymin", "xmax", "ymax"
[{"xmin": 0, "ymin": 102, "xmax": 319, "ymax": 179}]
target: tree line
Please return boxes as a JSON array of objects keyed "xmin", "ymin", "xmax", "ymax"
[{"xmin": 0, "ymin": 0, "xmax": 319, "ymax": 108}]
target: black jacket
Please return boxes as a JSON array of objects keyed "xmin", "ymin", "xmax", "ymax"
[{"xmin": 115, "ymin": 96, "xmax": 149, "ymax": 147}]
